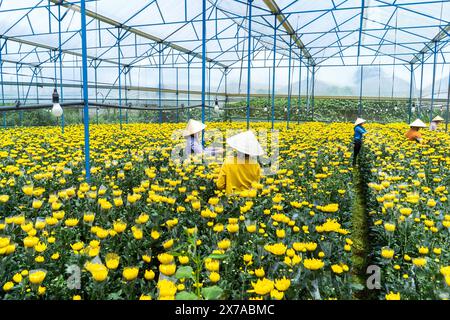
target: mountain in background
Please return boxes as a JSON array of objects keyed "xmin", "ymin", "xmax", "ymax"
[
  {"xmin": 423, "ymin": 74, "xmax": 449, "ymax": 99},
  {"xmin": 357, "ymin": 67, "xmax": 411, "ymax": 98},
  {"xmin": 228, "ymin": 68, "xmax": 421, "ymax": 98}
]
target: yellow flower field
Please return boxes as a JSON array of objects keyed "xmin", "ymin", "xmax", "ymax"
[
  {"xmin": 362, "ymin": 123, "xmax": 450, "ymax": 299},
  {"xmin": 0, "ymin": 122, "xmax": 448, "ymax": 300}
]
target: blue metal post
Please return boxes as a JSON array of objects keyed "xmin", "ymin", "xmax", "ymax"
[
  {"xmin": 311, "ymin": 65, "xmax": 315, "ymax": 120},
  {"xmin": 36, "ymin": 72, "xmax": 40, "ymax": 104},
  {"xmin": 446, "ymin": 65, "xmax": 450, "ymax": 132},
  {"xmin": 408, "ymin": 63, "xmax": 414, "ymax": 124},
  {"xmin": 246, "ymin": 0, "xmax": 253, "ymax": 130},
  {"xmin": 358, "ymin": 65, "xmax": 363, "ymax": 116},
  {"xmin": 125, "ymin": 67, "xmax": 129, "ymax": 124},
  {"xmin": 208, "ymin": 64, "xmax": 211, "ymax": 122},
  {"xmin": 225, "ymin": 68, "xmax": 229, "ymax": 122},
  {"xmin": 94, "ymin": 62, "xmax": 99, "ymax": 125},
  {"xmin": 201, "ymin": 0, "xmax": 206, "ymax": 144},
  {"xmin": 187, "ymin": 58, "xmax": 191, "ymax": 120},
  {"xmin": 16, "ymin": 67, "xmax": 22, "ymax": 126},
  {"xmin": 159, "ymin": 43, "xmax": 163, "ymax": 124},
  {"xmin": 287, "ymin": 39, "xmax": 292, "ymax": 129},
  {"xmin": 357, "ymin": 0, "xmax": 365, "ymax": 59},
  {"xmin": 429, "ymin": 41, "xmax": 438, "ymax": 123},
  {"xmin": 267, "ymin": 67, "xmax": 271, "ymax": 123},
  {"xmin": 271, "ymin": 13, "xmax": 277, "ymax": 130},
  {"xmin": 176, "ymin": 67, "xmax": 179, "ymax": 123},
  {"xmin": 418, "ymin": 52, "xmax": 424, "ymax": 117},
  {"xmin": 117, "ymin": 28, "xmax": 123, "ymax": 129},
  {"xmin": 297, "ymin": 53, "xmax": 302, "ymax": 124},
  {"xmin": 81, "ymin": 0, "xmax": 91, "ymax": 182},
  {"xmin": 306, "ymin": 65, "xmax": 310, "ymax": 117},
  {"xmin": 58, "ymin": 3, "xmax": 65, "ymax": 134},
  {"xmin": 0, "ymin": 39, "xmax": 5, "ymax": 128}
]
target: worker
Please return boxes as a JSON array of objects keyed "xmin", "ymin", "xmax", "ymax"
[
  {"xmin": 216, "ymin": 130, "xmax": 264, "ymax": 195},
  {"xmin": 429, "ymin": 116, "xmax": 444, "ymax": 131},
  {"xmin": 183, "ymin": 119, "xmax": 222, "ymax": 156},
  {"xmin": 405, "ymin": 118, "xmax": 427, "ymax": 142},
  {"xmin": 353, "ymin": 118, "xmax": 367, "ymax": 166}
]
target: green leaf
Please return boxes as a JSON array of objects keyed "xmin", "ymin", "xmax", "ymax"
[
  {"xmin": 106, "ymin": 291, "xmax": 122, "ymax": 299},
  {"xmin": 350, "ymin": 282, "xmax": 365, "ymax": 291},
  {"xmin": 201, "ymin": 286, "xmax": 224, "ymax": 300},
  {"xmin": 176, "ymin": 291, "xmax": 199, "ymax": 300},
  {"xmin": 175, "ymin": 266, "xmax": 194, "ymax": 280},
  {"xmin": 206, "ymin": 254, "xmax": 227, "ymax": 260}
]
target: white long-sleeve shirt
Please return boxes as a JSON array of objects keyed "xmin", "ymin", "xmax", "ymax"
[
  {"xmin": 185, "ymin": 136, "xmax": 205, "ymax": 155},
  {"xmin": 429, "ymin": 121, "xmax": 437, "ymax": 131}
]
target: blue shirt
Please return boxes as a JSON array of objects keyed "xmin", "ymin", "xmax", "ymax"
[{"xmin": 354, "ymin": 125, "xmax": 367, "ymax": 141}]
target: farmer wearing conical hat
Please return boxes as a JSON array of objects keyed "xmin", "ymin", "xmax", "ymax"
[
  {"xmin": 429, "ymin": 115, "xmax": 444, "ymax": 131},
  {"xmin": 353, "ymin": 118, "xmax": 367, "ymax": 166},
  {"xmin": 406, "ymin": 118, "xmax": 427, "ymax": 142},
  {"xmin": 183, "ymin": 119, "xmax": 222, "ymax": 156},
  {"xmin": 216, "ymin": 130, "xmax": 264, "ymax": 195}
]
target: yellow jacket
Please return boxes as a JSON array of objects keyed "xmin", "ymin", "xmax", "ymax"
[{"xmin": 216, "ymin": 157, "xmax": 261, "ymax": 195}]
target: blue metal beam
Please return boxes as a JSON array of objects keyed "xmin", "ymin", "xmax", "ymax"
[
  {"xmin": 159, "ymin": 42, "xmax": 163, "ymax": 124},
  {"xmin": 287, "ymin": 38, "xmax": 292, "ymax": 129},
  {"xmin": 311, "ymin": 65, "xmax": 315, "ymax": 120},
  {"xmin": 429, "ymin": 40, "xmax": 438, "ymax": 122},
  {"xmin": 0, "ymin": 39, "xmax": 5, "ymax": 128},
  {"xmin": 58, "ymin": 2, "xmax": 65, "ymax": 134},
  {"xmin": 446, "ymin": 64, "xmax": 450, "ymax": 132},
  {"xmin": 50, "ymin": 0, "xmax": 229, "ymax": 68},
  {"xmin": 246, "ymin": 0, "xmax": 253, "ymax": 130},
  {"xmin": 202, "ymin": 0, "xmax": 206, "ymax": 144},
  {"xmin": 187, "ymin": 56, "xmax": 191, "ymax": 120},
  {"xmin": 305, "ymin": 64, "xmax": 310, "ymax": 116},
  {"xmin": 357, "ymin": 0, "xmax": 365, "ymax": 60},
  {"xmin": 408, "ymin": 63, "xmax": 414, "ymax": 124},
  {"xmin": 262, "ymin": 0, "xmax": 314, "ymax": 65},
  {"xmin": 297, "ymin": 52, "xmax": 302, "ymax": 124},
  {"xmin": 117, "ymin": 28, "xmax": 123, "ymax": 129},
  {"xmin": 176, "ymin": 67, "xmax": 179, "ymax": 122},
  {"xmin": 271, "ymin": 13, "xmax": 277, "ymax": 130},
  {"xmin": 80, "ymin": 0, "xmax": 91, "ymax": 182},
  {"xmin": 358, "ymin": 65, "xmax": 363, "ymax": 116}
]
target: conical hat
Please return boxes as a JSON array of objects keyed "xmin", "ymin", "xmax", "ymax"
[
  {"xmin": 432, "ymin": 116, "xmax": 444, "ymax": 122},
  {"xmin": 354, "ymin": 118, "xmax": 366, "ymax": 126},
  {"xmin": 226, "ymin": 130, "xmax": 264, "ymax": 156},
  {"xmin": 183, "ymin": 119, "xmax": 206, "ymax": 137},
  {"xmin": 409, "ymin": 119, "xmax": 426, "ymax": 128}
]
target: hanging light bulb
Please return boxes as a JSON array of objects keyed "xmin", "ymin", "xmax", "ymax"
[
  {"xmin": 264, "ymin": 107, "xmax": 268, "ymax": 112},
  {"xmin": 51, "ymin": 88, "xmax": 63, "ymax": 117},
  {"xmin": 284, "ymin": 107, "xmax": 287, "ymax": 112}
]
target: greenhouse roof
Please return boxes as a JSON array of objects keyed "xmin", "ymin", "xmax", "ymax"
[{"xmin": 1, "ymin": 0, "xmax": 449, "ymax": 70}]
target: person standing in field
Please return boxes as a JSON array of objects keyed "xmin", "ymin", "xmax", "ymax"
[
  {"xmin": 216, "ymin": 130, "xmax": 264, "ymax": 195},
  {"xmin": 353, "ymin": 118, "xmax": 367, "ymax": 166},
  {"xmin": 405, "ymin": 118, "xmax": 427, "ymax": 142},
  {"xmin": 429, "ymin": 116, "xmax": 444, "ymax": 131}
]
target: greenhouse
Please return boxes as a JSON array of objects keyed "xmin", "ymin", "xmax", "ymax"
[{"xmin": 1, "ymin": 0, "xmax": 450, "ymax": 302}]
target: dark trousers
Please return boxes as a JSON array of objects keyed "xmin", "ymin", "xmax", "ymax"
[{"xmin": 353, "ymin": 139, "xmax": 362, "ymax": 165}]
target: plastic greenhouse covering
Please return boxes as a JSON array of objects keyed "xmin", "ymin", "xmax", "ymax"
[{"xmin": 0, "ymin": 0, "xmax": 449, "ymax": 106}]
